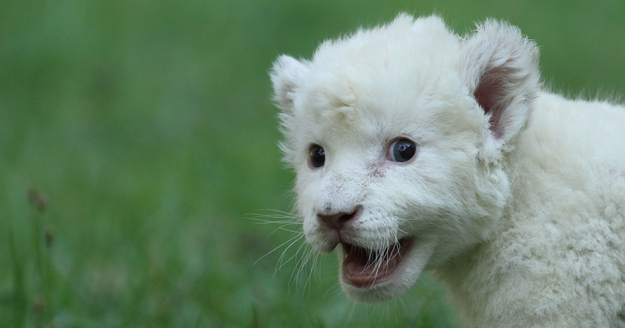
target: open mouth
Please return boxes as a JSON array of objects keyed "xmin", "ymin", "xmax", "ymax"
[{"xmin": 341, "ymin": 238, "xmax": 413, "ymax": 287}]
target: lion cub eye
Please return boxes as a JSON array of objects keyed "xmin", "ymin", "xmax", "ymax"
[
  {"xmin": 389, "ymin": 139, "xmax": 416, "ymax": 162},
  {"xmin": 309, "ymin": 145, "xmax": 325, "ymax": 168}
]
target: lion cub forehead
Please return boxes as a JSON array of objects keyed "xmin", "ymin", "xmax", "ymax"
[
  {"xmin": 297, "ymin": 14, "xmax": 462, "ymax": 126},
  {"xmin": 311, "ymin": 14, "xmax": 460, "ymax": 67},
  {"xmin": 272, "ymin": 14, "xmax": 475, "ymax": 165}
]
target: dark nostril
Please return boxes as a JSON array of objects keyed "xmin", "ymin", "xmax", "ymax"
[{"xmin": 318, "ymin": 208, "xmax": 359, "ymax": 230}]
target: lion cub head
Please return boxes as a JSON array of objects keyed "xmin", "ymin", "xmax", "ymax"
[{"xmin": 271, "ymin": 14, "xmax": 539, "ymax": 302}]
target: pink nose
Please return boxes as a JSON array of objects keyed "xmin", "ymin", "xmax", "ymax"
[{"xmin": 317, "ymin": 208, "xmax": 359, "ymax": 230}]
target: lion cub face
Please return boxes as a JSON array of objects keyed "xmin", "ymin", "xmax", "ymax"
[{"xmin": 271, "ymin": 14, "xmax": 538, "ymax": 302}]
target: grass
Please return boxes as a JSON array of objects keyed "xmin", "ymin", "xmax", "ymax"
[{"xmin": 1, "ymin": 0, "xmax": 624, "ymax": 327}]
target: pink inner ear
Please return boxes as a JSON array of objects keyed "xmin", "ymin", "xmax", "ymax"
[{"xmin": 474, "ymin": 66, "xmax": 508, "ymax": 139}]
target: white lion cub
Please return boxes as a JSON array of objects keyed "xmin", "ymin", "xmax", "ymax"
[{"xmin": 271, "ymin": 14, "xmax": 625, "ymax": 327}]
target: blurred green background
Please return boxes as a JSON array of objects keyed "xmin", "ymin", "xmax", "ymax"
[{"xmin": 1, "ymin": 0, "xmax": 624, "ymax": 327}]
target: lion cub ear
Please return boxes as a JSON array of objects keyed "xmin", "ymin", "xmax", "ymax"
[
  {"xmin": 270, "ymin": 55, "xmax": 309, "ymax": 115},
  {"xmin": 460, "ymin": 20, "xmax": 540, "ymax": 149}
]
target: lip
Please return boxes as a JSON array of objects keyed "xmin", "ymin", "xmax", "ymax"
[{"xmin": 341, "ymin": 237, "xmax": 414, "ymax": 287}]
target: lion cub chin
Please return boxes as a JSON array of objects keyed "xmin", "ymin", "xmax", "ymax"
[{"xmin": 271, "ymin": 14, "xmax": 625, "ymax": 326}]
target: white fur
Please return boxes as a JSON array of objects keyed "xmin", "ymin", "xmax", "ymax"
[{"xmin": 271, "ymin": 14, "xmax": 625, "ymax": 327}]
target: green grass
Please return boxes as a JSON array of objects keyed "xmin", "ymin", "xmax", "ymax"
[{"xmin": 1, "ymin": 0, "xmax": 624, "ymax": 327}]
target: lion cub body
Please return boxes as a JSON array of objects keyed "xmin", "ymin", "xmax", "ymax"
[{"xmin": 271, "ymin": 14, "xmax": 625, "ymax": 327}]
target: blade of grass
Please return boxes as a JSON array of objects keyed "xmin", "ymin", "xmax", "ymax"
[{"xmin": 8, "ymin": 224, "xmax": 27, "ymax": 327}]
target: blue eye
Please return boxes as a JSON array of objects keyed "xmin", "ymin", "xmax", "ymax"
[
  {"xmin": 309, "ymin": 145, "xmax": 325, "ymax": 168},
  {"xmin": 389, "ymin": 139, "xmax": 416, "ymax": 162}
]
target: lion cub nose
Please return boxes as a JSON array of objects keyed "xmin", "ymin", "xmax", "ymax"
[{"xmin": 317, "ymin": 207, "xmax": 359, "ymax": 230}]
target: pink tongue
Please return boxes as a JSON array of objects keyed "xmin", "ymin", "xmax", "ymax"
[{"xmin": 342, "ymin": 243, "xmax": 402, "ymax": 287}]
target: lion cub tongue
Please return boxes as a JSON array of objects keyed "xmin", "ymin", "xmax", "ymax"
[{"xmin": 341, "ymin": 242, "xmax": 403, "ymax": 287}]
